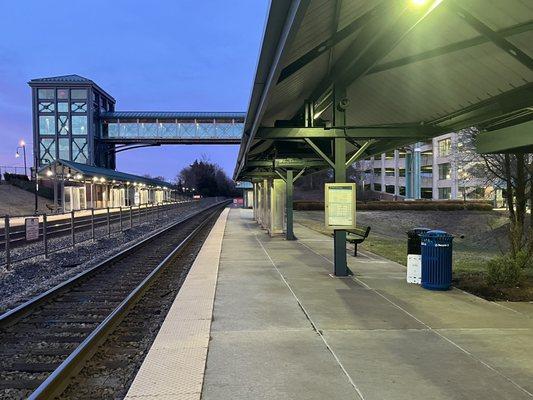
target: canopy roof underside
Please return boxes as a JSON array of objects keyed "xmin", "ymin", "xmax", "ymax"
[{"xmin": 236, "ymin": 0, "xmax": 533, "ymax": 179}]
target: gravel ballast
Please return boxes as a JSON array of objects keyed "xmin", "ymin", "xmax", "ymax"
[{"xmin": 0, "ymin": 199, "xmax": 220, "ymax": 314}]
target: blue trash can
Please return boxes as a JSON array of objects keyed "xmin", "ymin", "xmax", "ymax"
[{"xmin": 421, "ymin": 230, "xmax": 453, "ymax": 290}]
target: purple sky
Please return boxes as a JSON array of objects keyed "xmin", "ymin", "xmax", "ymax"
[{"xmin": 0, "ymin": 0, "xmax": 269, "ymax": 181}]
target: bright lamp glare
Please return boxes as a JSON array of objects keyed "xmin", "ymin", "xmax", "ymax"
[{"xmin": 410, "ymin": 0, "xmax": 428, "ymax": 6}]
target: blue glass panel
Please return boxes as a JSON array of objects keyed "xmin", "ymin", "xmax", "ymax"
[
  {"xmin": 72, "ymin": 116, "xmax": 87, "ymax": 135},
  {"xmin": 120, "ymin": 123, "xmax": 139, "ymax": 137},
  {"xmin": 139, "ymin": 123, "xmax": 157, "ymax": 137},
  {"xmin": 57, "ymin": 89, "xmax": 69, "ymax": 100},
  {"xmin": 71, "ymin": 89, "xmax": 87, "ymax": 99},
  {"xmin": 40, "ymin": 138, "xmax": 56, "ymax": 164},
  {"xmin": 159, "ymin": 123, "xmax": 177, "ymax": 138},
  {"xmin": 59, "ymin": 138, "xmax": 70, "ymax": 160},
  {"xmin": 57, "ymin": 115, "xmax": 69, "ymax": 135},
  {"xmin": 71, "ymin": 102, "xmax": 87, "ymax": 113},
  {"xmin": 107, "ymin": 123, "xmax": 119, "ymax": 138},
  {"xmin": 73, "ymin": 138, "xmax": 88, "ymax": 163},
  {"xmin": 58, "ymin": 102, "xmax": 68, "ymax": 113},
  {"xmin": 39, "ymin": 116, "xmax": 55, "ymax": 135},
  {"xmin": 39, "ymin": 102, "xmax": 55, "ymax": 113},
  {"xmin": 38, "ymin": 89, "xmax": 54, "ymax": 99},
  {"xmin": 179, "ymin": 123, "xmax": 196, "ymax": 137}
]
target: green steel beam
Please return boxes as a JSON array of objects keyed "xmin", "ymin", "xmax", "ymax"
[
  {"xmin": 241, "ymin": 171, "xmax": 279, "ymax": 178},
  {"xmin": 246, "ymin": 158, "xmax": 327, "ymax": 169},
  {"xmin": 370, "ymin": 21, "xmax": 533, "ymax": 75},
  {"xmin": 476, "ymin": 120, "xmax": 533, "ymax": 154},
  {"xmin": 304, "ymin": 138, "xmax": 335, "ymax": 168},
  {"xmin": 447, "ymin": 1, "xmax": 533, "ymax": 70},
  {"xmin": 277, "ymin": 3, "xmax": 386, "ymax": 83},
  {"xmin": 431, "ymin": 83, "xmax": 533, "ymax": 130},
  {"xmin": 308, "ymin": 2, "xmax": 403, "ymax": 103},
  {"xmin": 257, "ymin": 125, "xmax": 444, "ymax": 139},
  {"xmin": 294, "ymin": 168, "xmax": 306, "ymax": 182},
  {"xmin": 337, "ymin": 1, "xmax": 445, "ymax": 91},
  {"xmin": 309, "ymin": 1, "xmax": 442, "ymax": 105},
  {"xmin": 274, "ymin": 169, "xmax": 286, "ymax": 182},
  {"xmin": 346, "ymin": 141, "xmax": 372, "ymax": 167}
]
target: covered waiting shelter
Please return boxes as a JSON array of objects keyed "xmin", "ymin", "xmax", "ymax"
[
  {"xmin": 234, "ymin": 0, "xmax": 533, "ymax": 276},
  {"xmin": 39, "ymin": 159, "xmax": 177, "ymax": 211}
]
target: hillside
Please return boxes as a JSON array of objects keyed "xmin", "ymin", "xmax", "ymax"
[{"xmin": 0, "ymin": 183, "xmax": 50, "ymax": 216}]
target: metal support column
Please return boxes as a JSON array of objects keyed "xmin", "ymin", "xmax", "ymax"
[
  {"xmin": 333, "ymin": 137, "xmax": 348, "ymax": 276},
  {"xmin": 413, "ymin": 143, "xmax": 421, "ymax": 200},
  {"xmin": 333, "ymin": 86, "xmax": 348, "ymax": 277},
  {"xmin": 285, "ymin": 170, "xmax": 295, "ymax": 240},
  {"xmin": 405, "ymin": 152, "xmax": 413, "ymax": 199}
]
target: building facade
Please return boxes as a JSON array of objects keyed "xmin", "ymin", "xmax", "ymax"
[
  {"xmin": 29, "ymin": 75, "xmax": 117, "ymax": 170},
  {"xmin": 358, "ymin": 132, "xmax": 492, "ymax": 201}
]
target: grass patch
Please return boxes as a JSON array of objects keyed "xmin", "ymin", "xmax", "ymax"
[{"xmin": 295, "ymin": 210, "xmax": 533, "ymax": 302}]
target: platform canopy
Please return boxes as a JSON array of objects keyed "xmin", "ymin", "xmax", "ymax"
[
  {"xmin": 39, "ymin": 159, "xmax": 174, "ymax": 189},
  {"xmin": 235, "ymin": 0, "xmax": 533, "ymax": 180}
]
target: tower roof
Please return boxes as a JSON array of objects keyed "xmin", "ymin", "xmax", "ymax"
[{"xmin": 28, "ymin": 74, "xmax": 115, "ymax": 102}]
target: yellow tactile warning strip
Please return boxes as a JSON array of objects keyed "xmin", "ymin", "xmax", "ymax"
[{"xmin": 125, "ymin": 207, "xmax": 230, "ymax": 399}]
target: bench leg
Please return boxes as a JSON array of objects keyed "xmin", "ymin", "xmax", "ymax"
[{"xmin": 354, "ymin": 243, "xmax": 358, "ymax": 257}]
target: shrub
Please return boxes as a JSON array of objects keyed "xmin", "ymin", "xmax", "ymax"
[
  {"xmin": 486, "ymin": 254, "xmax": 524, "ymax": 287},
  {"xmin": 293, "ymin": 201, "xmax": 324, "ymax": 211}
]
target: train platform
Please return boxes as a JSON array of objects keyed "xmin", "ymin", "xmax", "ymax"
[{"xmin": 127, "ymin": 207, "xmax": 533, "ymax": 400}]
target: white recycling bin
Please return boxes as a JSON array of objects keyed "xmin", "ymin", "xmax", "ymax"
[{"xmin": 407, "ymin": 254, "xmax": 422, "ymax": 284}]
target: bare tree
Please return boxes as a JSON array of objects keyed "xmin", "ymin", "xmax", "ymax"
[{"xmin": 457, "ymin": 128, "xmax": 532, "ymax": 263}]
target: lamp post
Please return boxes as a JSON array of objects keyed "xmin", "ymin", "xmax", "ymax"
[{"xmin": 15, "ymin": 139, "xmax": 27, "ymax": 177}]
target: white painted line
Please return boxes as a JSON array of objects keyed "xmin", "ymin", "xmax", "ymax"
[
  {"xmin": 248, "ymin": 222, "xmax": 365, "ymax": 400},
  {"xmin": 298, "ymin": 241, "xmax": 533, "ymax": 398}
]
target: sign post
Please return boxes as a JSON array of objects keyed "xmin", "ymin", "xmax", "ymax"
[
  {"xmin": 25, "ymin": 217, "xmax": 40, "ymax": 241},
  {"xmin": 325, "ymin": 183, "xmax": 356, "ymax": 230},
  {"xmin": 325, "ymin": 183, "xmax": 356, "ymax": 276}
]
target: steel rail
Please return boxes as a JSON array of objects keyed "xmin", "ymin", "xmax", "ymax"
[
  {"xmin": 0, "ymin": 201, "xmax": 190, "ymax": 248},
  {"xmin": 0, "ymin": 200, "xmax": 229, "ymax": 327},
  {"xmin": 27, "ymin": 204, "xmax": 226, "ymax": 400},
  {"xmin": 0, "ymin": 202, "xmax": 192, "ymax": 267}
]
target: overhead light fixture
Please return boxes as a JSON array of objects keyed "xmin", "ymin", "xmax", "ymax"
[
  {"xmin": 93, "ymin": 176, "xmax": 98, "ymax": 181},
  {"xmin": 75, "ymin": 174, "xmax": 83, "ymax": 180},
  {"xmin": 100, "ymin": 177, "xmax": 106, "ymax": 182},
  {"xmin": 46, "ymin": 170, "xmax": 53, "ymax": 177},
  {"xmin": 410, "ymin": 0, "xmax": 428, "ymax": 5}
]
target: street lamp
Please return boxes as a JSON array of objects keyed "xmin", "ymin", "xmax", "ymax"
[{"xmin": 15, "ymin": 139, "xmax": 27, "ymax": 177}]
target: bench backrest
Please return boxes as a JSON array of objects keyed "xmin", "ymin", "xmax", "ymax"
[{"xmin": 347, "ymin": 226, "xmax": 371, "ymax": 238}]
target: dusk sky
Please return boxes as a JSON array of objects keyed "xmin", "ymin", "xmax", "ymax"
[{"xmin": 0, "ymin": 0, "xmax": 270, "ymax": 181}]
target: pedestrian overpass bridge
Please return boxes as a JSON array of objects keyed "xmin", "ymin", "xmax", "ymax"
[{"xmin": 100, "ymin": 111, "xmax": 245, "ymax": 147}]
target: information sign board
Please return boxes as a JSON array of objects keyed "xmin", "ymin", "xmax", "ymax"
[
  {"xmin": 25, "ymin": 217, "xmax": 40, "ymax": 241},
  {"xmin": 325, "ymin": 183, "xmax": 356, "ymax": 229}
]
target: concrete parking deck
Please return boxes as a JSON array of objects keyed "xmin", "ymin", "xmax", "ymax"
[{"xmin": 202, "ymin": 208, "xmax": 533, "ymax": 400}]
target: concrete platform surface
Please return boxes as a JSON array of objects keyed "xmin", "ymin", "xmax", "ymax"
[
  {"xmin": 125, "ymin": 208, "xmax": 229, "ymax": 400},
  {"xmin": 202, "ymin": 208, "xmax": 533, "ymax": 400}
]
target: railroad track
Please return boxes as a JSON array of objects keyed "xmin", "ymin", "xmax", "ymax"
[{"xmin": 0, "ymin": 201, "xmax": 229, "ymax": 399}]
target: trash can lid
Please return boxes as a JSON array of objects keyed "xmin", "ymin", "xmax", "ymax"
[
  {"xmin": 424, "ymin": 230, "xmax": 453, "ymax": 238},
  {"xmin": 407, "ymin": 227, "xmax": 431, "ymax": 237}
]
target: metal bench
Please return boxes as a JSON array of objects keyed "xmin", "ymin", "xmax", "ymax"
[{"xmin": 346, "ymin": 226, "xmax": 371, "ymax": 257}]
